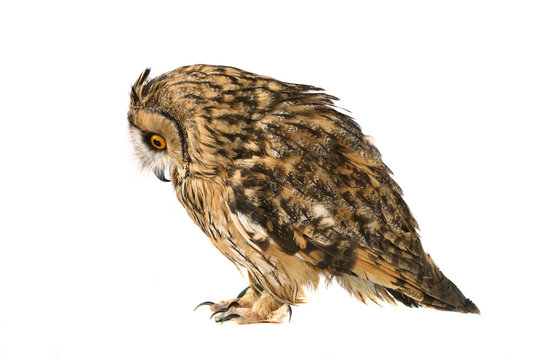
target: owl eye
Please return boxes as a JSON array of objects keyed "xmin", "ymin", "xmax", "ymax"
[{"xmin": 150, "ymin": 134, "xmax": 166, "ymax": 150}]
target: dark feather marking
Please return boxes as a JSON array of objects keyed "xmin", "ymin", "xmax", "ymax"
[
  {"xmin": 172, "ymin": 80, "xmax": 223, "ymax": 91},
  {"xmin": 212, "ymin": 73, "xmax": 241, "ymax": 84},
  {"xmin": 155, "ymin": 109, "xmax": 192, "ymax": 164},
  {"xmin": 184, "ymin": 93, "xmax": 206, "ymax": 103}
]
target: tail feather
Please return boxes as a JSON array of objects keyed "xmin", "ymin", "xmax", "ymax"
[
  {"xmin": 385, "ymin": 288, "xmax": 421, "ymax": 308},
  {"xmin": 415, "ymin": 254, "xmax": 480, "ymax": 314},
  {"xmin": 387, "ymin": 287, "xmax": 480, "ymax": 314},
  {"xmin": 349, "ymin": 249, "xmax": 480, "ymax": 314}
]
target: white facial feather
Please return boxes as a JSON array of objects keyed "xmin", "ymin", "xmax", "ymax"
[{"xmin": 129, "ymin": 126, "xmax": 172, "ymax": 176}]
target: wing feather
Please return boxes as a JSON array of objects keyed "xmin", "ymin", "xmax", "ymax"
[{"xmin": 226, "ymin": 88, "xmax": 478, "ymax": 313}]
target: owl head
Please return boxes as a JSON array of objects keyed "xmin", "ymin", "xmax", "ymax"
[
  {"xmin": 128, "ymin": 68, "xmax": 191, "ymax": 182},
  {"xmin": 128, "ymin": 65, "xmax": 337, "ymax": 182}
]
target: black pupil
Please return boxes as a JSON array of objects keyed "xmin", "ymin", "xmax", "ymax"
[{"xmin": 153, "ymin": 138, "xmax": 162, "ymax": 147}]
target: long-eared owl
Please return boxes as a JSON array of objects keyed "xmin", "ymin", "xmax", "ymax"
[{"xmin": 128, "ymin": 65, "xmax": 479, "ymax": 324}]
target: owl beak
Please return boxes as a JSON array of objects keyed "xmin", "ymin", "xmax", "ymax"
[{"xmin": 154, "ymin": 168, "xmax": 171, "ymax": 182}]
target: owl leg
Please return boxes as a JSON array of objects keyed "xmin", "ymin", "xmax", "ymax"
[{"xmin": 195, "ymin": 285, "xmax": 291, "ymax": 324}]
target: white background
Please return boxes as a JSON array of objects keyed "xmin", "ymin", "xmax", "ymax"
[{"xmin": 1, "ymin": 1, "xmax": 539, "ymax": 359}]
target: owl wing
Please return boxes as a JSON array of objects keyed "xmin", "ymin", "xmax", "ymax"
[{"xmin": 226, "ymin": 107, "xmax": 478, "ymax": 313}]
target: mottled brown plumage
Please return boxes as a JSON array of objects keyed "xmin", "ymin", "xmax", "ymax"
[{"xmin": 128, "ymin": 64, "xmax": 479, "ymax": 323}]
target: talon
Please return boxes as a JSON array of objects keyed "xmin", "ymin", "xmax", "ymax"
[
  {"xmin": 210, "ymin": 307, "xmax": 229, "ymax": 319},
  {"xmin": 236, "ymin": 286, "xmax": 250, "ymax": 298},
  {"xmin": 287, "ymin": 305, "xmax": 293, "ymax": 323},
  {"xmin": 194, "ymin": 301, "xmax": 215, "ymax": 311},
  {"xmin": 227, "ymin": 301, "xmax": 240, "ymax": 309},
  {"xmin": 217, "ymin": 313, "xmax": 241, "ymax": 323}
]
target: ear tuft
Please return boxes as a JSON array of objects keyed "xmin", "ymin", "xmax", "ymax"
[{"xmin": 130, "ymin": 68, "xmax": 151, "ymax": 105}]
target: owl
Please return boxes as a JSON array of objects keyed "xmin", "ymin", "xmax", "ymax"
[{"xmin": 128, "ymin": 65, "xmax": 479, "ymax": 324}]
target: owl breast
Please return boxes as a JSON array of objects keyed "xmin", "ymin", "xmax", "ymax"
[
  {"xmin": 173, "ymin": 170, "xmax": 233, "ymax": 253},
  {"xmin": 173, "ymin": 168, "xmax": 316, "ymax": 304}
]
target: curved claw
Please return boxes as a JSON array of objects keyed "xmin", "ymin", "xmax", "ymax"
[
  {"xmin": 208, "ymin": 301, "xmax": 241, "ymax": 320},
  {"xmin": 194, "ymin": 301, "xmax": 215, "ymax": 311},
  {"xmin": 227, "ymin": 301, "xmax": 240, "ymax": 309},
  {"xmin": 217, "ymin": 313, "xmax": 241, "ymax": 323},
  {"xmin": 287, "ymin": 305, "xmax": 293, "ymax": 323},
  {"xmin": 236, "ymin": 286, "xmax": 250, "ymax": 298},
  {"xmin": 210, "ymin": 307, "xmax": 229, "ymax": 319}
]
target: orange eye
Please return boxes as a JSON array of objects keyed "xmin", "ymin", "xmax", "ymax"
[{"xmin": 150, "ymin": 134, "xmax": 166, "ymax": 150}]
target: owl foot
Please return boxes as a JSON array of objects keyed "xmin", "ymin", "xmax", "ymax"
[
  {"xmin": 194, "ymin": 286, "xmax": 292, "ymax": 324},
  {"xmin": 212, "ymin": 303, "xmax": 291, "ymax": 324}
]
